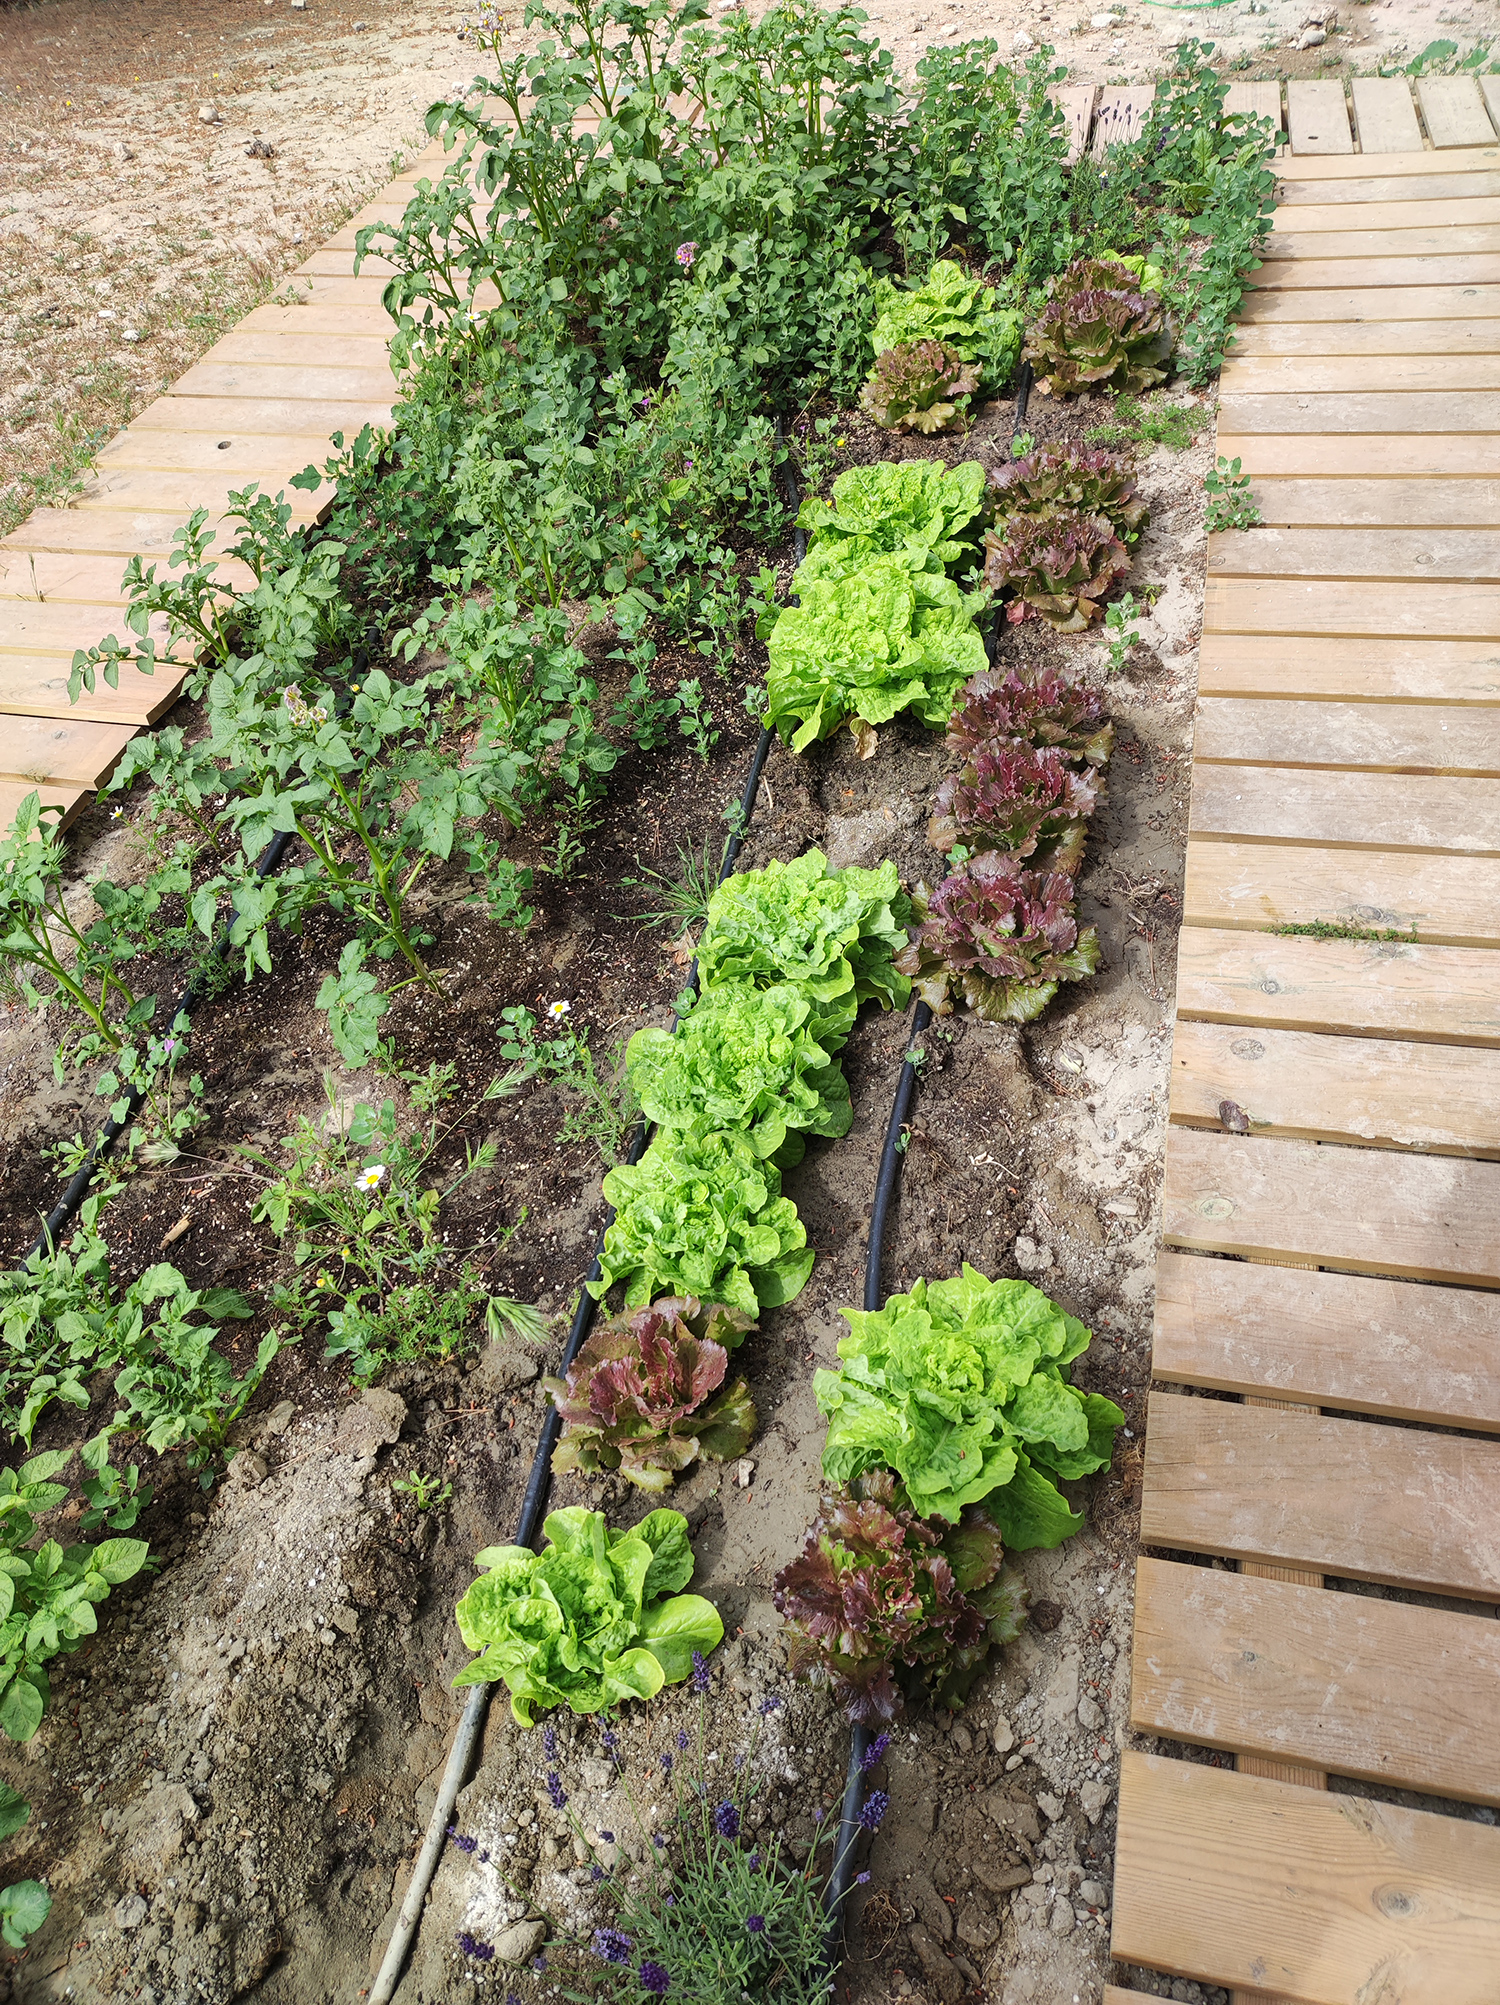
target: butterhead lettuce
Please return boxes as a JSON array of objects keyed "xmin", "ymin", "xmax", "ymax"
[
  {"xmin": 453, "ymin": 1505, "xmax": 723, "ymax": 1724},
  {"xmin": 813, "ymin": 1265, "xmax": 1123, "ymax": 1543},
  {"xmin": 695, "ymin": 850, "xmax": 912, "ymax": 1014}
]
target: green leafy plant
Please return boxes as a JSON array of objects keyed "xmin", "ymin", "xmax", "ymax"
[
  {"xmin": 1083, "ymin": 392, "xmax": 1203, "ymax": 452},
  {"xmin": 773, "ymin": 1469, "xmax": 1027, "ymax": 1722},
  {"xmin": 896, "ymin": 855, "xmax": 1102, "ymax": 1023},
  {"xmin": 695, "ymin": 851, "xmax": 912, "ymax": 1013},
  {"xmin": 946, "ymin": 665, "xmax": 1114, "ymax": 770},
  {"xmin": 1204, "ymin": 454, "xmax": 1262, "ymax": 533},
  {"xmin": 814, "ymin": 1265, "xmax": 1123, "ymax": 1544},
  {"xmin": 866, "ymin": 259, "xmax": 1022, "ymax": 393},
  {"xmin": 497, "ymin": 1005, "xmax": 641, "ymax": 1162},
  {"xmin": 792, "ymin": 458, "xmax": 989, "ymax": 592},
  {"xmin": 592, "ymin": 1130, "xmax": 813, "ymax": 1319},
  {"xmin": 392, "ymin": 1469, "xmax": 453, "ymax": 1511},
  {"xmin": 0, "ymin": 1878, "xmax": 50, "ymax": 1950},
  {"xmin": 1025, "ymin": 256, "xmax": 1174, "ymax": 397},
  {"xmin": 858, "ymin": 339, "xmax": 980, "ymax": 434},
  {"xmin": 982, "ymin": 508, "xmax": 1131, "ymax": 631},
  {"xmin": 1102, "ymin": 590, "xmax": 1141, "ymax": 674},
  {"xmin": 987, "ymin": 442, "xmax": 1147, "ymax": 546},
  {"xmin": 545, "ymin": 1296, "xmax": 757, "ymax": 1491},
  {"xmin": 452, "ymin": 1505, "xmax": 723, "ymax": 1724},
  {"xmin": 619, "ymin": 836, "xmax": 725, "ymax": 936},
  {"xmin": 928, "ymin": 742, "xmax": 1102, "ymax": 872}
]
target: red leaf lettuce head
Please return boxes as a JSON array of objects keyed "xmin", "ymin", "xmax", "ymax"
[
  {"xmin": 544, "ymin": 1295, "xmax": 757, "ymax": 1492},
  {"xmin": 981, "ymin": 507, "xmax": 1131, "ymax": 632},
  {"xmin": 772, "ymin": 1470, "xmax": 1027, "ymax": 1724},
  {"xmin": 945, "ymin": 665, "xmax": 1114, "ymax": 771},
  {"xmin": 987, "ymin": 442, "xmax": 1147, "ymax": 544},
  {"xmin": 894, "ymin": 853, "xmax": 1102, "ymax": 1023},
  {"xmin": 928, "ymin": 740, "xmax": 1101, "ymax": 872},
  {"xmin": 1023, "ymin": 257, "xmax": 1174, "ymax": 398},
  {"xmin": 858, "ymin": 339, "xmax": 982, "ymax": 435}
]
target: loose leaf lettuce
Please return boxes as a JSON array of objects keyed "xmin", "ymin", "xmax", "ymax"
[
  {"xmin": 946, "ymin": 666, "xmax": 1114, "ymax": 771},
  {"xmin": 545, "ymin": 1297, "xmax": 757, "ymax": 1492},
  {"xmin": 897, "ymin": 856, "xmax": 1101, "ymax": 1023},
  {"xmin": 625, "ymin": 981, "xmax": 853, "ymax": 1164},
  {"xmin": 453, "ymin": 1505, "xmax": 723, "ymax": 1724},
  {"xmin": 773, "ymin": 1470, "xmax": 1027, "ymax": 1724},
  {"xmin": 988, "ymin": 443, "xmax": 1148, "ymax": 546},
  {"xmin": 793, "ymin": 459, "xmax": 989, "ymax": 593},
  {"xmin": 858, "ymin": 339, "xmax": 980, "ymax": 434},
  {"xmin": 592, "ymin": 1129, "xmax": 813, "ymax": 1318},
  {"xmin": 868, "ymin": 259, "xmax": 1023, "ymax": 393},
  {"xmin": 928, "ymin": 741, "xmax": 1101, "ymax": 871},
  {"xmin": 813, "ymin": 1265, "xmax": 1122, "ymax": 1536},
  {"xmin": 1024, "ymin": 256, "xmax": 1174, "ymax": 398},
  {"xmin": 765, "ymin": 554, "xmax": 988, "ymax": 752},
  {"xmin": 981, "ymin": 507, "xmax": 1131, "ymax": 632},
  {"xmin": 696, "ymin": 851, "xmax": 912, "ymax": 1014}
]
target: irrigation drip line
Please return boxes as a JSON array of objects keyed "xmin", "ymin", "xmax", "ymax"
[{"xmin": 370, "ymin": 472, "xmax": 805, "ymax": 2005}]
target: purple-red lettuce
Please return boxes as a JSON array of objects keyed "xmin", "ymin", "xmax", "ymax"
[
  {"xmin": 1024, "ymin": 257, "xmax": 1175, "ymax": 398},
  {"xmin": 988, "ymin": 442, "xmax": 1147, "ymax": 545},
  {"xmin": 772, "ymin": 1469, "xmax": 1027, "ymax": 1723},
  {"xmin": 545, "ymin": 1296, "xmax": 757, "ymax": 1492},
  {"xmin": 928, "ymin": 741, "xmax": 1100, "ymax": 872},
  {"xmin": 895, "ymin": 854, "xmax": 1101, "ymax": 1023},
  {"xmin": 945, "ymin": 666, "xmax": 1114, "ymax": 771},
  {"xmin": 858, "ymin": 339, "xmax": 981, "ymax": 435},
  {"xmin": 981, "ymin": 508, "xmax": 1131, "ymax": 632}
]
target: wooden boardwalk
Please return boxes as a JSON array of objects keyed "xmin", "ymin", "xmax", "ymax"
[{"xmin": 1112, "ymin": 123, "xmax": 1500, "ymax": 2004}]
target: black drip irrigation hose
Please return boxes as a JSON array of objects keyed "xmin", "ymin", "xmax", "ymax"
[{"xmin": 371, "ymin": 469, "xmax": 804, "ymax": 2004}]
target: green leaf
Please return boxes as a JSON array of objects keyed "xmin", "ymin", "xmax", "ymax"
[
  {"xmin": 0, "ymin": 1783, "xmax": 30, "ymax": 1840},
  {"xmin": 0, "ymin": 1878, "xmax": 50, "ymax": 1948},
  {"xmin": 87, "ymin": 1538, "xmax": 150, "ymax": 1587},
  {"xmin": 0, "ymin": 1676, "xmax": 44, "ymax": 1744}
]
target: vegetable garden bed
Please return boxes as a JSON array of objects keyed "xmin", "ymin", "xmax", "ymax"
[{"xmin": 0, "ymin": 14, "xmax": 1271, "ymax": 2004}]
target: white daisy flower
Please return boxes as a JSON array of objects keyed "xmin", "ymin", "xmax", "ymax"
[
  {"xmin": 357, "ymin": 1164, "xmax": 386, "ymax": 1190},
  {"xmin": 547, "ymin": 999, "xmax": 572, "ymax": 1020}
]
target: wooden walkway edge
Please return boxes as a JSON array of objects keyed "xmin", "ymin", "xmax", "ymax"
[{"xmin": 1114, "ymin": 128, "xmax": 1500, "ymax": 2004}]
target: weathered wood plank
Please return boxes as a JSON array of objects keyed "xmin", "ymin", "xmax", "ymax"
[
  {"xmin": 1090, "ymin": 84, "xmax": 1155, "ymax": 157},
  {"xmin": 1272, "ymin": 143, "xmax": 1499, "ymax": 178},
  {"xmin": 1215, "ymin": 431, "xmax": 1497, "ymax": 476},
  {"xmin": 1251, "ymin": 253, "xmax": 1500, "ymax": 289},
  {"xmin": 1153, "ymin": 1249, "xmax": 1500, "ymax": 1429},
  {"xmin": 0, "ymin": 653, "xmax": 185, "ymax": 727},
  {"xmin": 1049, "ymin": 83, "xmax": 1098, "ymax": 164},
  {"xmin": 1111, "ymin": 1751, "xmax": 1500, "ymax": 2003},
  {"xmin": 1169, "ymin": 1020, "xmax": 1500, "ymax": 1156},
  {"xmin": 95, "ymin": 431, "xmax": 343, "ymax": 475},
  {"xmin": 3, "ymin": 509, "xmax": 273, "ymax": 558},
  {"xmin": 1241, "ymin": 478, "xmax": 1500, "ymax": 528},
  {"xmin": 0, "ymin": 718, "xmax": 136, "ymax": 790},
  {"xmin": 1159, "ymin": 1127, "xmax": 1500, "ymax": 1285},
  {"xmin": 1174, "ymin": 925, "xmax": 1500, "ymax": 1048},
  {"xmin": 0, "ymin": 603, "xmax": 188, "ymax": 661},
  {"xmin": 1220, "ymin": 352, "xmax": 1500, "ymax": 393},
  {"xmin": 1218, "ymin": 390, "xmax": 1500, "ymax": 433},
  {"xmin": 170, "ymin": 362, "xmax": 396, "ymax": 403},
  {"xmin": 1277, "ymin": 170, "xmax": 1500, "ymax": 206},
  {"xmin": 1141, "ymin": 1389, "xmax": 1500, "ymax": 1596},
  {"xmin": 1230, "ymin": 315, "xmax": 1500, "ymax": 355},
  {"xmin": 1192, "ymin": 765, "xmax": 1500, "ymax": 856},
  {"xmin": 1131, "ymin": 1560, "xmax": 1500, "ymax": 1806},
  {"xmin": 128, "ymin": 397, "xmax": 394, "ymax": 438},
  {"xmin": 1286, "ymin": 78, "xmax": 1352, "ymax": 155},
  {"xmin": 1350, "ymin": 75, "xmax": 1425, "ymax": 156},
  {"xmin": 1204, "ymin": 526, "xmax": 1500, "ymax": 582},
  {"xmin": 1198, "ymin": 633, "xmax": 1500, "ymax": 702},
  {"xmin": 1204, "ymin": 575, "xmax": 1500, "ymax": 638},
  {"xmin": 0, "ymin": 549, "xmax": 254, "ymax": 605},
  {"xmin": 1194, "ymin": 698, "xmax": 1500, "ymax": 773},
  {"xmin": 1417, "ymin": 74, "xmax": 1499, "ymax": 149},
  {"xmin": 1223, "ymin": 80, "xmax": 1282, "ymax": 132},
  {"xmin": 189, "ymin": 329, "xmax": 396, "ymax": 369},
  {"xmin": 65, "ymin": 469, "xmax": 327, "ymax": 518},
  {"xmin": 0, "ymin": 780, "xmax": 87, "ymax": 836},
  {"xmin": 1271, "ymin": 193, "xmax": 1500, "ymax": 233},
  {"xmin": 1239, "ymin": 280, "xmax": 1500, "ymax": 320},
  {"xmin": 1183, "ymin": 840, "xmax": 1500, "ymax": 947},
  {"xmin": 1265, "ymin": 224, "xmax": 1500, "ymax": 260}
]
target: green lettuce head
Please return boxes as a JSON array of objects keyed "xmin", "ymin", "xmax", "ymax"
[
  {"xmin": 696, "ymin": 851, "xmax": 912, "ymax": 1014},
  {"xmin": 814, "ymin": 1265, "xmax": 1123, "ymax": 1543},
  {"xmin": 453, "ymin": 1505, "xmax": 723, "ymax": 1724}
]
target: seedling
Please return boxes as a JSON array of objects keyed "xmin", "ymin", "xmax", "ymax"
[{"xmin": 1204, "ymin": 455, "xmax": 1262, "ymax": 533}]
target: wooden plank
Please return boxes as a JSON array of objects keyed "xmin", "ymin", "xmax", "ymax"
[
  {"xmin": 295, "ymin": 249, "xmax": 401, "ymax": 277},
  {"xmin": 1239, "ymin": 280, "xmax": 1500, "ymax": 321},
  {"xmin": 0, "ymin": 718, "xmax": 135, "ymax": 790},
  {"xmin": 1204, "ymin": 526, "xmax": 1500, "ymax": 583},
  {"xmin": 1194, "ymin": 697, "xmax": 1500, "ymax": 772},
  {"xmin": 1090, "ymin": 84, "xmax": 1155, "ymax": 157},
  {"xmin": 1278, "ymin": 167, "xmax": 1500, "ymax": 204},
  {"xmin": 1199, "ymin": 633, "xmax": 1500, "ymax": 702},
  {"xmin": 0, "ymin": 653, "xmax": 185, "ymax": 727},
  {"xmin": 1485, "ymin": 76, "xmax": 1500, "ymax": 139},
  {"xmin": 1271, "ymin": 193, "xmax": 1500, "ymax": 233},
  {"xmin": 1184, "ymin": 840, "xmax": 1500, "ymax": 948},
  {"xmin": 170, "ymin": 362, "xmax": 395, "ymax": 403},
  {"xmin": 1215, "ymin": 432, "xmax": 1498, "ymax": 477},
  {"xmin": 0, "ymin": 549, "xmax": 254, "ymax": 605},
  {"xmin": 1220, "ymin": 352, "xmax": 1500, "ymax": 393},
  {"xmin": 1049, "ymin": 83, "xmax": 1098, "ymax": 165},
  {"xmin": 1224, "ymin": 79, "xmax": 1283, "ymax": 133},
  {"xmin": 0, "ymin": 780, "xmax": 87, "ymax": 836},
  {"xmin": 1240, "ymin": 478, "xmax": 1500, "ymax": 528},
  {"xmin": 1132, "ymin": 1561, "xmax": 1500, "ymax": 1810},
  {"xmin": 1111, "ymin": 1751, "xmax": 1500, "ymax": 2002},
  {"xmin": 1265, "ymin": 224, "xmax": 1500, "ymax": 260},
  {"xmin": 128, "ymin": 397, "xmax": 394, "ymax": 438},
  {"xmin": 1141, "ymin": 1388, "xmax": 1500, "ymax": 1597},
  {"xmin": 1159, "ymin": 1127, "xmax": 1500, "ymax": 1285},
  {"xmin": 64, "ymin": 471, "xmax": 328, "ymax": 520},
  {"xmin": 1230, "ymin": 316, "xmax": 1500, "ymax": 355},
  {"xmin": 96, "ymin": 431, "xmax": 347, "ymax": 475},
  {"xmin": 2, "ymin": 509, "xmax": 288, "ymax": 558},
  {"xmin": 236, "ymin": 301, "xmax": 402, "ymax": 338},
  {"xmin": 1217, "ymin": 390, "xmax": 1500, "ymax": 434},
  {"xmin": 1417, "ymin": 75, "xmax": 1499, "ymax": 150},
  {"xmin": 1192, "ymin": 765, "xmax": 1500, "ymax": 856},
  {"xmin": 1204, "ymin": 575, "xmax": 1500, "ymax": 638},
  {"xmin": 1169, "ymin": 1020, "xmax": 1500, "ymax": 1156},
  {"xmin": 1174, "ymin": 925, "xmax": 1500, "ymax": 1048},
  {"xmin": 194, "ymin": 329, "xmax": 395, "ymax": 370},
  {"xmin": 1286, "ymin": 78, "xmax": 1351, "ymax": 156},
  {"xmin": 1271, "ymin": 143, "xmax": 1499, "ymax": 178},
  {"xmin": 1153, "ymin": 1248, "xmax": 1500, "ymax": 1429},
  {"xmin": 0, "ymin": 603, "xmax": 189, "ymax": 661},
  {"xmin": 1350, "ymin": 75, "xmax": 1425, "ymax": 156},
  {"xmin": 1251, "ymin": 252, "xmax": 1500, "ymax": 289}
]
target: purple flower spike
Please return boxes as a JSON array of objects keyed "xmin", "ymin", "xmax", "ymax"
[
  {"xmin": 856, "ymin": 1870, "xmax": 871, "ymax": 1885},
  {"xmin": 661, "ymin": 1752, "xmax": 673, "ymax": 1776},
  {"xmin": 861, "ymin": 1731, "xmax": 891, "ymax": 1772},
  {"xmin": 676, "ymin": 1729, "xmax": 689, "ymax": 1752},
  {"xmin": 592, "ymin": 1927, "xmax": 632, "ymax": 1965},
  {"xmin": 544, "ymin": 1725, "xmax": 557, "ymax": 1759},
  {"xmin": 860, "ymin": 1789, "xmax": 890, "ymax": 1831},
  {"xmin": 457, "ymin": 1931, "xmax": 494, "ymax": 1961},
  {"xmin": 758, "ymin": 1695, "xmax": 782, "ymax": 1717},
  {"xmin": 746, "ymin": 1914, "xmax": 766, "ymax": 1934},
  {"xmin": 599, "ymin": 1829, "xmax": 615, "ymax": 1844},
  {"xmin": 748, "ymin": 1851, "xmax": 761, "ymax": 1870},
  {"xmin": 641, "ymin": 1961, "xmax": 671, "ymax": 1995},
  {"xmin": 691, "ymin": 1651, "xmax": 710, "ymax": 1695},
  {"xmin": 713, "ymin": 1801, "xmax": 740, "ymax": 1840},
  {"xmin": 547, "ymin": 1772, "xmax": 567, "ymax": 1811}
]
